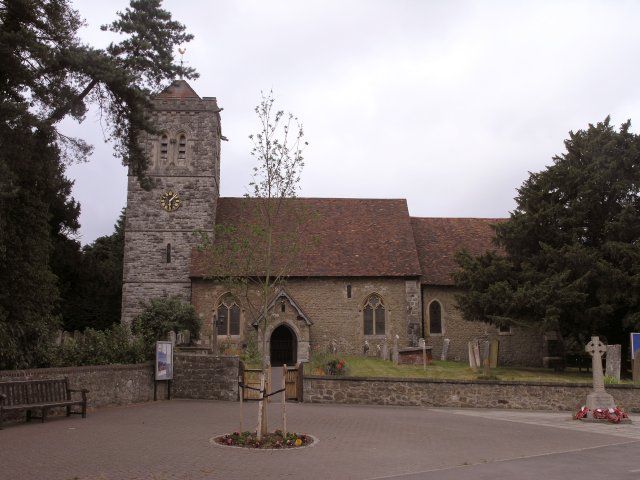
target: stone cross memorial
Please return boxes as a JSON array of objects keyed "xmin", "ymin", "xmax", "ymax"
[{"xmin": 585, "ymin": 336, "xmax": 615, "ymax": 411}]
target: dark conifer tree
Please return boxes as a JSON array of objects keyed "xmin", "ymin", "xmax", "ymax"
[
  {"xmin": 0, "ymin": 0, "xmax": 196, "ymax": 367},
  {"xmin": 455, "ymin": 118, "xmax": 640, "ymax": 352}
]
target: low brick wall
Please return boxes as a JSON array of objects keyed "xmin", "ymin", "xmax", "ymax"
[
  {"xmin": 173, "ymin": 353, "xmax": 239, "ymax": 401},
  {"xmin": 0, "ymin": 363, "xmax": 156, "ymax": 409},
  {"xmin": 304, "ymin": 376, "xmax": 640, "ymax": 412}
]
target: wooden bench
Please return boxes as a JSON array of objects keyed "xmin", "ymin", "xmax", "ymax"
[
  {"xmin": 0, "ymin": 378, "xmax": 88, "ymax": 429},
  {"xmin": 565, "ymin": 354, "xmax": 591, "ymax": 373}
]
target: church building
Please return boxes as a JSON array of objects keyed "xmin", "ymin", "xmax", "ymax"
[{"xmin": 121, "ymin": 80, "xmax": 543, "ymax": 367}]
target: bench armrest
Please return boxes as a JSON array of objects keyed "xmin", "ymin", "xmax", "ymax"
[{"xmin": 69, "ymin": 388, "xmax": 89, "ymax": 402}]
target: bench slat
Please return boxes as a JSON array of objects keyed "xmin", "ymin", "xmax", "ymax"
[{"xmin": 1, "ymin": 379, "xmax": 72, "ymax": 406}]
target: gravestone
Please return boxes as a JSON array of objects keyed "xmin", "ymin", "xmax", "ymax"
[
  {"xmin": 585, "ymin": 336, "xmax": 615, "ymax": 411},
  {"xmin": 605, "ymin": 344, "xmax": 621, "ymax": 381},
  {"xmin": 473, "ymin": 340, "xmax": 481, "ymax": 368},
  {"xmin": 392, "ymin": 335, "xmax": 399, "ymax": 365},
  {"xmin": 418, "ymin": 338, "xmax": 427, "ymax": 370},
  {"xmin": 363, "ymin": 340, "xmax": 370, "ymax": 355},
  {"xmin": 441, "ymin": 338, "xmax": 450, "ymax": 361},
  {"xmin": 489, "ymin": 338, "xmax": 499, "ymax": 368},
  {"xmin": 468, "ymin": 341, "xmax": 478, "ymax": 370},
  {"xmin": 382, "ymin": 337, "xmax": 388, "ymax": 361},
  {"xmin": 168, "ymin": 331, "xmax": 176, "ymax": 345},
  {"xmin": 376, "ymin": 344, "xmax": 382, "ymax": 358},
  {"xmin": 481, "ymin": 340, "xmax": 491, "ymax": 376}
]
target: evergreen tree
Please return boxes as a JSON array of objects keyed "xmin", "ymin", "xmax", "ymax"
[
  {"xmin": 455, "ymin": 118, "xmax": 640, "ymax": 352},
  {"xmin": 0, "ymin": 122, "xmax": 62, "ymax": 368},
  {"xmin": 59, "ymin": 210, "xmax": 126, "ymax": 332},
  {"xmin": 0, "ymin": 0, "xmax": 196, "ymax": 368}
]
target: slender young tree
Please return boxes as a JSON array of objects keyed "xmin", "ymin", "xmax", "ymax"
[{"xmin": 199, "ymin": 91, "xmax": 309, "ymax": 437}]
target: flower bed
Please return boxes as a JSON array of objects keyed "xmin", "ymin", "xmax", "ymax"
[{"xmin": 214, "ymin": 430, "xmax": 313, "ymax": 449}]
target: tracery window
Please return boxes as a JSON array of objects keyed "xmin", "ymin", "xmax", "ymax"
[
  {"xmin": 217, "ymin": 294, "xmax": 241, "ymax": 336},
  {"xmin": 429, "ymin": 300, "xmax": 443, "ymax": 335},
  {"xmin": 363, "ymin": 294, "xmax": 385, "ymax": 335}
]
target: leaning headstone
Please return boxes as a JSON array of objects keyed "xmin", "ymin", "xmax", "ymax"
[
  {"xmin": 605, "ymin": 344, "xmax": 621, "ymax": 381},
  {"xmin": 468, "ymin": 341, "xmax": 478, "ymax": 370},
  {"xmin": 392, "ymin": 335, "xmax": 399, "ymax": 365},
  {"xmin": 441, "ymin": 338, "xmax": 450, "ymax": 361},
  {"xmin": 481, "ymin": 340, "xmax": 491, "ymax": 376},
  {"xmin": 489, "ymin": 338, "xmax": 499, "ymax": 368},
  {"xmin": 584, "ymin": 336, "xmax": 615, "ymax": 412},
  {"xmin": 633, "ymin": 354, "xmax": 640, "ymax": 383},
  {"xmin": 473, "ymin": 340, "xmax": 481, "ymax": 368}
]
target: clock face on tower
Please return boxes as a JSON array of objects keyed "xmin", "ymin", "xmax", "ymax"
[{"xmin": 160, "ymin": 190, "xmax": 181, "ymax": 212}]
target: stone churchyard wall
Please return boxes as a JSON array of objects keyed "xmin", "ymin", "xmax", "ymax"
[
  {"xmin": 172, "ymin": 352, "xmax": 239, "ymax": 401},
  {"xmin": 304, "ymin": 376, "xmax": 640, "ymax": 412},
  {"xmin": 0, "ymin": 363, "xmax": 158, "ymax": 409},
  {"xmin": 422, "ymin": 286, "xmax": 544, "ymax": 367},
  {"xmin": 0, "ymin": 352, "xmax": 240, "ymax": 419}
]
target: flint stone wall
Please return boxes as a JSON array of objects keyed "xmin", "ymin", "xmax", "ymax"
[
  {"xmin": 172, "ymin": 352, "xmax": 239, "ymax": 401},
  {"xmin": 0, "ymin": 363, "xmax": 158, "ymax": 409},
  {"xmin": 304, "ymin": 376, "xmax": 640, "ymax": 412}
]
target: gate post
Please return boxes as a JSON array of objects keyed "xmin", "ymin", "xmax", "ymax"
[{"xmin": 297, "ymin": 362, "xmax": 304, "ymax": 402}]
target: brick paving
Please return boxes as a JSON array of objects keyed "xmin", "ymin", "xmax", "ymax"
[{"xmin": 0, "ymin": 400, "xmax": 636, "ymax": 480}]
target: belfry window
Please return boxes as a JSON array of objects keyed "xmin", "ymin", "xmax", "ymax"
[
  {"xmin": 363, "ymin": 294, "xmax": 385, "ymax": 335},
  {"xmin": 177, "ymin": 134, "xmax": 187, "ymax": 159},
  {"xmin": 160, "ymin": 134, "xmax": 169, "ymax": 158},
  {"xmin": 429, "ymin": 301, "xmax": 443, "ymax": 335},
  {"xmin": 217, "ymin": 294, "xmax": 241, "ymax": 336}
]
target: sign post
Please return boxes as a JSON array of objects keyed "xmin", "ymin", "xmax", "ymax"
[{"xmin": 154, "ymin": 341, "xmax": 174, "ymax": 400}]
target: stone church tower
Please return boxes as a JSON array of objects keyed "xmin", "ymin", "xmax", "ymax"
[{"xmin": 121, "ymin": 80, "xmax": 221, "ymax": 324}]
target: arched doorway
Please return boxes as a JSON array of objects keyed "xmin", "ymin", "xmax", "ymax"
[{"xmin": 270, "ymin": 324, "xmax": 297, "ymax": 366}]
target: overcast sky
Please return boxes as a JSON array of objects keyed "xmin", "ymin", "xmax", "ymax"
[{"xmin": 63, "ymin": 0, "xmax": 640, "ymax": 244}]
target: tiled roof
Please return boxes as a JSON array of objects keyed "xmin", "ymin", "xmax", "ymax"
[
  {"xmin": 191, "ymin": 197, "xmax": 422, "ymax": 278},
  {"xmin": 411, "ymin": 217, "xmax": 505, "ymax": 285},
  {"xmin": 155, "ymin": 80, "xmax": 200, "ymax": 99}
]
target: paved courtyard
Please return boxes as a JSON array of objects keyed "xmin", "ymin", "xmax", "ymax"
[{"xmin": 1, "ymin": 400, "xmax": 638, "ymax": 480}]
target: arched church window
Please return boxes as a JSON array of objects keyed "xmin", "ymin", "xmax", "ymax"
[
  {"xmin": 217, "ymin": 294, "xmax": 240, "ymax": 336},
  {"xmin": 177, "ymin": 134, "xmax": 187, "ymax": 159},
  {"xmin": 429, "ymin": 300, "xmax": 443, "ymax": 335},
  {"xmin": 363, "ymin": 294, "xmax": 385, "ymax": 335},
  {"xmin": 160, "ymin": 134, "xmax": 169, "ymax": 158}
]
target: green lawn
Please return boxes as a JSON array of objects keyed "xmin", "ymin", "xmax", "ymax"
[{"xmin": 305, "ymin": 355, "xmax": 629, "ymax": 384}]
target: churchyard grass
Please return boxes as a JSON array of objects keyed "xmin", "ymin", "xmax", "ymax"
[{"xmin": 306, "ymin": 356, "xmax": 634, "ymax": 383}]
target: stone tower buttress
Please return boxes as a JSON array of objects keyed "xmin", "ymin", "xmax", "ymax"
[{"xmin": 121, "ymin": 80, "xmax": 221, "ymax": 324}]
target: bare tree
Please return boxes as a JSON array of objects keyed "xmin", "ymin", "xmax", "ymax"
[{"xmin": 199, "ymin": 91, "xmax": 309, "ymax": 437}]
